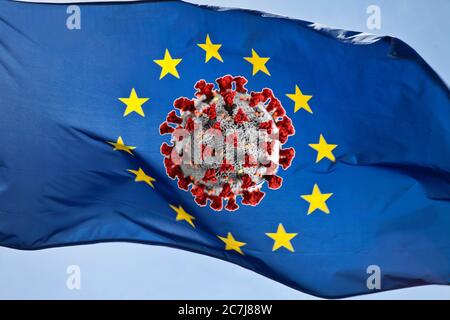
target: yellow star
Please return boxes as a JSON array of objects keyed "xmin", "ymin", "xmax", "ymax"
[
  {"xmin": 169, "ymin": 204, "xmax": 195, "ymax": 228},
  {"xmin": 266, "ymin": 223, "xmax": 298, "ymax": 252},
  {"xmin": 153, "ymin": 49, "xmax": 182, "ymax": 79},
  {"xmin": 286, "ymin": 85, "xmax": 313, "ymax": 113},
  {"xmin": 107, "ymin": 136, "xmax": 136, "ymax": 155},
  {"xmin": 197, "ymin": 34, "xmax": 223, "ymax": 63},
  {"xmin": 128, "ymin": 168, "xmax": 156, "ymax": 188},
  {"xmin": 218, "ymin": 232, "xmax": 246, "ymax": 255},
  {"xmin": 118, "ymin": 88, "xmax": 149, "ymax": 117},
  {"xmin": 309, "ymin": 134, "xmax": 338, "ymax": 163},
  {"xmin": 301, "ymin": 184, "xmax": 333, "ymax": 215},
  {"xmin": 244, "ymin": 49, "xmax": 270, "ymax": 76}
]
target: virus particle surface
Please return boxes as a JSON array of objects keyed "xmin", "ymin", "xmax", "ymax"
[{"xmin": 160, "ymin": 75, "xmax": 295, "ymax": 211}]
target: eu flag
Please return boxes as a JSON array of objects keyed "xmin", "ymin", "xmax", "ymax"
[{"xmin": 0, "ymin": 0, "xmax": 449, "ymax": 298}]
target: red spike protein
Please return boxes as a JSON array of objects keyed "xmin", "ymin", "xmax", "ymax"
[{"xmin": 160, "ymin": 75, "xmax": 295, "ymax": 211}]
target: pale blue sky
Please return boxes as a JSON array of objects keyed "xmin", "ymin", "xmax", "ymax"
[{"xmin": 1, "ymin": 0, "xmax": 449, "ymax": 299}]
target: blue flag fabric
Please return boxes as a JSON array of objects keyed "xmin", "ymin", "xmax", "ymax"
[{"xmin": 0, "ymin": 0, "xmax": 449, "ymax": 298}]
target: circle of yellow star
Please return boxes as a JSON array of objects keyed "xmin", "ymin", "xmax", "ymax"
[
  {"xmin": 301, "ymin": 184, "xmax": 333, "ymax": 215},
  {"xmin": 153, "ymin": 49, "xmax": 182, "ymax": 79},
  {"xmin": 244, "ymin": 49, "xmax": 270, "ymax": 76},
  {"xmin": 118, "ymin": 88, "xmax": 149, "ymax": 117},
  {"xmin": 169, "ymin": 204, "xmax": 196, "ymax": 228},
  {"xmin": 265, "ymin": 223, "xmax": 298, "ymax": 252},
  {"xmin": 197, "ymin": 34, "xmax": 223, "ymax": 63},
  {"xmin": 218, "ymin": 232, "xmax": 246, "ymax": 255},
  {"xmin": 308, "ymin": 134, "xmax": 338, "ymax": 163},
  {"xmin": 286, "ymin": 85, "xmax": 313, "ymax": 113},
  {"xmin": 128, "ymin": 168, "xmax": 156, "ymax": 188},
  {"xmin": 107, "ymin": 136, "xmax": 136, "ymax": 155}
]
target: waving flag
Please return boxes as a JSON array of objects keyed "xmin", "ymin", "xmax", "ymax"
[{"xmin": 0, "ymin": 0, "xmax": 449, "ymax": 298}]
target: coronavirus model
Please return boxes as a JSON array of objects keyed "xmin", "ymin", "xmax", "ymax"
[{"xmin": 160, "ymin": 75, "xmax": 295, "ymax": 211}]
